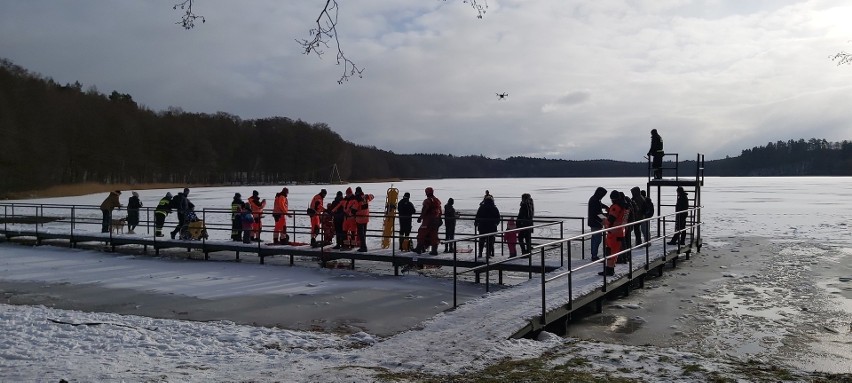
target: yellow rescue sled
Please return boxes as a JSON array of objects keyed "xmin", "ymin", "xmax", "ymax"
[{"xmin": 381, "ymin": 186, "xmax": 399, "ymax": 249}]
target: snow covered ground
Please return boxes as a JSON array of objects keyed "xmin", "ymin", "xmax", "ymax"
[{"xmin": 1, "ymin": 177, "xmax": 851, "ymax": 382}]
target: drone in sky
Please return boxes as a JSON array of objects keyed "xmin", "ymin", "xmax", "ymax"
[{"xmin": 496, "ymin": 92, "xmax": 508, "ymax": 100}]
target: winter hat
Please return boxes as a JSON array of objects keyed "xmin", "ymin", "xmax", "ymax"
[
  {"xmin": 114, "ymin": 190, "xmax": 121, "ymax": 195},
  {"xmin": 403, "ymin": 192, "xmax": 410, "ymax": 199},
  {"xmin": 132, "ymin": 191, "xmax": 139, "ymax": 197},
  {"xmin": 345, "ymin": 187, "xmax": 353, "ymax": 196},
  {"xmin": 320, "ymin": 189, "xmax": 328, "ymax": 197},
  {"xmin": 610, "ymin": 190, "xmax": 619, "ymax": 200},
  {"xmin": 252, "ymin": 190, "xmax": 259, "ymax": 197},
  {"xmin": 336, "ymin": 191, "xmax": 343, "ymax": 198},
  {"xmin": 425, "ymin": 187, "xmax": 434, "ymax": 196},
  {"xmin": 234, "ymin": 193, "xmax": 241, "ymax": 198},
  {"xmin": 282, "ymin": 187, "xmax": 289, "ymax": 194},
  {"xmin": 355, "ymin": 187, "xmax": 363, "ymax": 195},
  {"xmin": 447, "ymin": 198, "xmax": 454, "ymax": 205},
  {"xmin": 165, "ymin": 192, "xmax": 173, "ymax": 198},
  {"xmin": 183, "ymin": 188, "xmax": 190, "ymax": 195}
]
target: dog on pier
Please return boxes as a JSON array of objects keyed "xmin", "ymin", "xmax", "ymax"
[{"xmin": 109, "ymin": 217, "xmax": 127, "ymax": 235}]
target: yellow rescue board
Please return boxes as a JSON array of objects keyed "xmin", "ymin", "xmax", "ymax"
[{"xmin": 381, "ymin": 187, "xmax": 399, "ymax": 249}]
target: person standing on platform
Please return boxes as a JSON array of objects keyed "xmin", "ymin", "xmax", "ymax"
[
  {"xmin": 505, "ymin": 217, "xmax": 518, "ymax": 257},
  {"xmin": 414, "ymin": 187, "xmax": 442, "ymax": 255},
  {"xmin": 272, "ymin": 188, "xmax": 290, "ymax": 245},
  {"xmin": 247, "ymin": 190, "xmax": 266, "ymax": 242},
  {"xmin": 516, "ymin": 193, "xmax": 535, "ymax": 255},
  {"xmin": 669, "ymin": 186, "xmax": 689, "ymax": 245},
  {"xmin": 100, "ymin": 190, "xmax": 122, "ymax": 233},
  {"xmin": 648, "ymin": 129, "xmax": 664, "ymax": 179},
  {"xmin": 474, "ymin": 196, "xmax": 500, "ymax": 258},
  {"xmin": 308, "ymin": 189, "xmax": 327, "ymax": 247},
  {"xmin": 354, "ymin": 187, "xmax": 374, "ymax": 252},
  {"xmin": 601, "ymin": 190, "xmax": 627, "ymax": 276},
  {"xmin": 443, "ymin": 198, "xmax": 459, "ymax": 253},
  {"xmin": 329, "ymin": 191, "xmax": 346, "ymax": 249},
  {"xmin": 587, "ymin": 187, "xmax": 609, "ymax": 261},
  {"xmin": 126, "ymin": 191, "xmax": 142, "ymax": 234},
  {"xmin": 397, "ymin": 192, "xmax": 416, "ymax": 251},
  {"xmin": 230, "ymin": 193, "xmax": 244, "ymax": 241},
  {"xmin": 154, "ymin": 192, "xmax": 173, "ymax": 237}
]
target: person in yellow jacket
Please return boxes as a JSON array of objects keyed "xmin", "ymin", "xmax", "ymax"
[
  {"xmin": 247, "ymin": 190, "xmax": 267, "ymax": 242},
  {"xmin": 272, "ymin": 188, "xmax": 290, "ymax": 244},
  {"xmin": 354, "ymin": 187, "xmax": 374, "ymax": 252}
]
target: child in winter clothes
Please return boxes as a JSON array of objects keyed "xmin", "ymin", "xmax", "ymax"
[{"xmin": 505, "ymin": 217, "xmax": 518, "ymax": 257}]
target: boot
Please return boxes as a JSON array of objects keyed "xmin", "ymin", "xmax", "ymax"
[
  {"xmin": 311, "ymin": 238, "xmax": 318, "ymax": 248},
  {"xmin": 429, "ymin": 245, "xmax": 438, "ymax": 256},
  {"xmin": 598, "ymin": 266, "xmax": 615, "ymax": 276}
]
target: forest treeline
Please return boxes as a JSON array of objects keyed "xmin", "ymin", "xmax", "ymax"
[{"xmin": 1, "ymin": 58, "xmax": 850, "ymax": 195}]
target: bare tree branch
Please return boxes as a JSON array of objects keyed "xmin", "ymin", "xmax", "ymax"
[
  {"xmin": 173, "ymin": 0, "xmax": 205, "ymax": 30},
  {"xmin": 173, "ymin": 1, "xmax": 487, "ymax": 83},
  {"xmin": 831, "ymin": 51, "xmax": 852, "ymax": 66},
  {"xmin": 295, "ymin": 0, "xmax": 363, "ymax": 84},
  {"xmin": 450, "ymin": 0, "xmax": 489, "ymax": 19}
]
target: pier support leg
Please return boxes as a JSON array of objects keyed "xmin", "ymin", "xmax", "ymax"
[{"xmin": 595, "ymin": 298, "xmax": 603, "ymax": 314}]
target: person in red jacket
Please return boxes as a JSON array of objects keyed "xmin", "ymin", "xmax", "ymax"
[
  {"xmin": 343, "ymin": 188, "xmax": 358, "ymax": 248},
  {"xmin": 414, "ymin": 187, "xmax": 442, "ymax": 255},
  {"xmin": 308, "ymin": 189, "xmax": 327, "ymax": 247},
  {"xmin": 601, "ymin": 190, "xmax": 627, "ymax": 276},
  {"xmin": 272, "ymin": 187, "xmax": 290, "ymax": 244},
  {"xmin": 354, "ymin": 187, "xmax": 374, "ymax": 252},
  {"xmin": 247, "ymin": 190, "xmax": 267, "ymax": 242}
]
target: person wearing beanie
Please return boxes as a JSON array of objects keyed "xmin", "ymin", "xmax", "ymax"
[
  {"xmin": 154, "ymin": 192, "xmax": 173, "ymax": 237},
  {"xmin": 126, "ymin": 191, "xmax": 142, "ymax": 234},
  {"xmin": 397, "ymin": 192, "xmax": 416, "ymax": 251},
  {"xmin": 169, "ymin": 188, "xmax": 193, "ymax": 239},
  {"xmin": 247, "ymin": 190, "xmax": 267, "ymax": 242},
  {"xmin": 230, "ymin": 192, "xmax": 245, "ymax": 241},
  {"xmin": 587, "ymin": 187, "xmax": 609, "ymax": 261},
  {"xmin": 272, "ymin": 188, "xmax": 290, "ymax": 245},
  {"xmin": 308, "ymin": 189, "xmax": 328, "ymax": 247},
  {"xmin": 99, "ymin": 190, "xmax": 122, "ymax": 233},
  {"xmin": 414, "ymin": 187, "xmax": 442, "ymax": 255},
  {"xmin": 443, "ymin": 197, "xmax": 459, "ymax": 253}
]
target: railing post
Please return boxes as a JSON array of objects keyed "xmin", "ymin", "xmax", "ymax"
[
  {"xmin": 540, "ymin": 247, "xmax": 546, "ymax": 325},
  {"xmin": 70, "ymin": 206, "xmax": 76, "ymax": 244},
  {"xmin": 453, "ymin": 249, "xmax": 458, "ymax": 308}
]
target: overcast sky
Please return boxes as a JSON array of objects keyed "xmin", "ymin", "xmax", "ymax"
[{"xmin": 2, "ymin": 0, "xmax": 851, "ymax": 161}]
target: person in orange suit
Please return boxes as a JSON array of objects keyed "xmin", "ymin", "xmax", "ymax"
[
  {"xmin": 309, "ymin": 189, "xmax": 327, "ymax": 247},
  {"xmin": 272, "ymin": 187, "xmax": 290, "ymax": 244},
  {"xmin": 247, "ymin": 190, "xmax": 267, "ymax": 242},
  {"xmin": 601, "ymin": 190, "xmax": 627, "ymax": 276}
]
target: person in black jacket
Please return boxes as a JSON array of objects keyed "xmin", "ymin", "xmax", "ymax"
[
  {"xmin": 230, "ymin": 193, "xmax": 244, "ymax": 241},
  {"xmin": 648, "ymin": 129, "xmax": 664, "ymax": 179},
  {"xmin": 169, "ymin": 188, "xmax": 192, "ymax": 239},
  {"xmin": 516, "ymin": 193, "xmax": 534, "ymax": 255},
  {"xmin": 127, "ymin": 191, "xmax": 142, "ymax": 234},
  {"xmin": 587, "ymin": 187, "xmax": 608, "ymax": 261},
  {"xmin": 154, "ymin": 192, "xmax": 173, "ymax": 237},
  {"xmin": 329, "ymin": 191, "xmax": 345, "ymax": 249},
  {"xmin": 669, "ymin": 187, "xmax": 689, "ymax": 245},
  {"xmin": 475, "ymin": 197, "xmax": 500, "ymax": 258},
  {"xmin": 443, "ymin": 198, "xmax": 459, "ymax": 253},
  {"xmin": 641, "ymin": 189, "xmax": 654, "ymax": 245},
  {"xmin": 397, "ymin": 192, "xmax": 416, "ymax": 251}
]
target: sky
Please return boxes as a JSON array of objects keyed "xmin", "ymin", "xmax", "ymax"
[{"xmin": 1, "ymin": 0, "xmax": 852, "ymax": 162}]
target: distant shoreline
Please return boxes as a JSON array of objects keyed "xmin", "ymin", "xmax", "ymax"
[{"xmin": 1, "ymin": 183, "xmax": 216, "ymax": 200}]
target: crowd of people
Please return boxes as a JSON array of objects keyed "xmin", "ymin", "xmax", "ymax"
[{"xmin": 97, "ymin": 130, "xmax": 688, "ymax": 269}]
